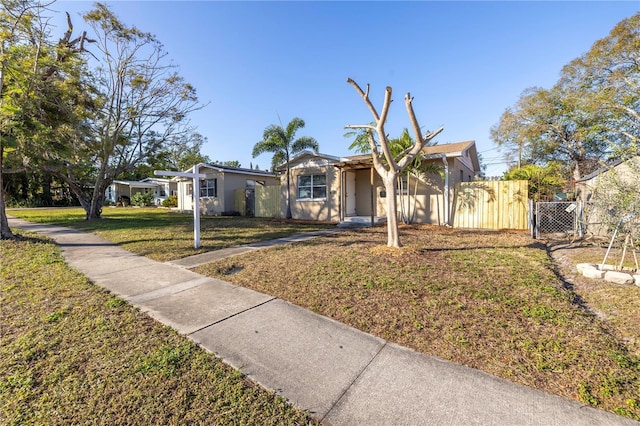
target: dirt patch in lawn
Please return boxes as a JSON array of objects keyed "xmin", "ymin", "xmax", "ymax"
[{"xmin": 196, "ymin": 224, "xmax": 640, "ymax": 420}]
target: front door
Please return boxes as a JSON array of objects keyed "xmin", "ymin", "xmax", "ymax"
[{"xmin": 345, "ymin": 172, "xmax": 356, "ymax": 216}]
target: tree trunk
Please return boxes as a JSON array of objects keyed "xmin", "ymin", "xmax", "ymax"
[
  {"xmin": 345, "ymin": 78, "xmax": 444, "ymax": 247},
  {"xmin": 285, "ymin": 164, "xmax": 292, "ymax": 219},
  {"xmin": 53, "ymin": 170, "xmax": 93, "ymax": 218},
  {"xmin": 86, "ymin": 179, "xmax": 107, "ymax": 220},
  {"xmin": 87, "ymin": 193, "xmax": 103, "ymax": 220},
  {"xmin": 398, "ymin": 175, "xmax": 407, "ymax": 224},
  {"xmin": 42, "ymin": 172, "xmax": 53, "ymax": 206},
  {"xmin": 383, "ymin": 173, "xmax": 401, "ymax": 247},
  {"xmin": 0, "ymin": 165, "xmax": 15, "ymax": 240},
  {"xmin": 410, "ymin": 176, "xmax": 419, "ymax": 224},
  {"xmin": 0, "ymin": 144, "xmax": 15, "ymax": 239}
]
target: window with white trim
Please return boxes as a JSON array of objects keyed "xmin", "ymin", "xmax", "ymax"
[
  {"xmin": 200, "ymin": 178, "xmax": 217, "ymax": 197},
  {"xmin": 297, "ymin": 174, "xmax": 326, "ymax": 200}
]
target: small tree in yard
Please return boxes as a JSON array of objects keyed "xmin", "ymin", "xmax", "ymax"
[{"xmin": 346, "ymin": 78, "xmax": 443, "ymax": 247}]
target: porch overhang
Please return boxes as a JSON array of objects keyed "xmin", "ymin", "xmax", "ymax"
[{"xmin": 334, "ymin": 156, "xmax": 374, "ymax": 171}]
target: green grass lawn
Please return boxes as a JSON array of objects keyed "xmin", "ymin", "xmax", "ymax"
[
  {"xmin": 8, "ymin": 207, "xmax": 334, "ymax": 261},
  {"xmin": 196, "ymin": 225, "xmax": 640, "ymax": 421},
  {"xmin": 4, "ymin": 208, "xmax": 640, "ymax": 421},
  {"xmin": 0, "ymin": 232, "xmax": 317, "ymax": 424}
]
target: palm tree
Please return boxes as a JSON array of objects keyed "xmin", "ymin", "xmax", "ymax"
[
  {"xmin": 390, "ymin": 129, "xmax": 442, "ymax": 224},
  {"xmin": 252, "ymin": 117, "xmax": 318, "ymax": 219}
]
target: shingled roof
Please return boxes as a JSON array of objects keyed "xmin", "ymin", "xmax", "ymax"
[{"xmin": 335, "ymin": 140, "xmax": 479, "ymax": 171}]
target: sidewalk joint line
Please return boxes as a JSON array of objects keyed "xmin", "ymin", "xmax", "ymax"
[
  {"xmin": 321, "ymin": 341, "xmax": 388, "ymax": 423},
  {"xmin": 187, "ymin": 297, "xmax": 277, "ymax": 336}
]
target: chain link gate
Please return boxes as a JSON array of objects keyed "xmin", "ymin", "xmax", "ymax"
[{"xmin": 534, "ymin": 201, "xmax": 582, "ymax": 239}]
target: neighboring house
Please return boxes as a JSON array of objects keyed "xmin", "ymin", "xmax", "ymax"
[
  {"xmin": 278, "ymin": 141, "xmax": 481, "ymax": 225},
  {"xmin": 575, "ymin": 156, "xmax": 640, "ymax": 203},
  {"xmin": 575, "ymin": 156, "xmax": 640, "ymax": 236},
  {"xmin": 175, "ymin": 163, "xmax": 279, "ymax": 215},
  {"xmin": 105, "ymin": 178, "xmax": 177, "ymax": 206}
]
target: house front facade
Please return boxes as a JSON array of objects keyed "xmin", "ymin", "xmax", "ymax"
[
  {"xmin": 280, "ymin": 141, "xmax": 481, "ymax": 225},
  {"xmin": 176, "ymin": 163, "xmax": 280, "ymax": 215}
]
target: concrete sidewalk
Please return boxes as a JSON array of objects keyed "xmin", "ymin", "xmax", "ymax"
[
  {"xmin": 7, "ymin": 216, "xmax": 637, "ymax": 425},
  {"xmin": 167, "ymin": 229, "xmax": 340, "ymax": 269}
]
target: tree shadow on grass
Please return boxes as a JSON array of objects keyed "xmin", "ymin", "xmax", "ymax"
[
  {"xmin": 418, "ymin": 241, "xmax": 548, "ymax": 252},
  {"xmin": 7, "ymin": 233, "xmax": 52, "ymax": 245}
]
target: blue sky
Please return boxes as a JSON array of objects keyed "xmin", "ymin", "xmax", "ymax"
[{"xmin": 55, "ymin": 1, "xmax": 638, "ymax": 177}]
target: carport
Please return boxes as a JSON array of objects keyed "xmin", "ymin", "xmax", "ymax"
[{"xmin": 111, "ymin": 180, "xmax": 158, "ymax": 205}]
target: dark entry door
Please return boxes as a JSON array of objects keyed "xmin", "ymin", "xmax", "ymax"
[{"xmin": 245, "ymin": 189, "xmax": 255, "ymax": 217}]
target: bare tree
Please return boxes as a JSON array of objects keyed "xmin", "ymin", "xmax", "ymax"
[
  {"xmin": 49, "ymin": 3, "xmax": 205, "ymax": 220},
  {"xmin": 345, "ymin": 78, "xmax": 443, "ymax": 247}
]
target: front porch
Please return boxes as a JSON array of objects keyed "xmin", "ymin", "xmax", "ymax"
[{"xmin": 337, "ymin": 215, "xmax": 386, "ymax": 228}]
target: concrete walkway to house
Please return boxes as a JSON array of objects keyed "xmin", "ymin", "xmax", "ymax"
[{"xmin": 6, "ymin": 216, "xmax": 638, "ymax": 426}]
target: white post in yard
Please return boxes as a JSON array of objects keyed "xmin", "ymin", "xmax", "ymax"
[
  {"xmin": 193, "ymin": 164, "xmax": 201, "ymax": 248},
  {"xmin": 442, "ymin": 154, "xmax": 449, "ymax": 226},
  {"xmin": 154, "ymin": 166, "xmax": 206, "ymax": 249}
]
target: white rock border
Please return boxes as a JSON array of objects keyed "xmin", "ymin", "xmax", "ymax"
[{"xmin": 577, "ymin": 263, "xmax": 640, "ymax": 286}]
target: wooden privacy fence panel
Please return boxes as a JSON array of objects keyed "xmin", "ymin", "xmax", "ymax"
[
  {"xmin": 255, "ymin": 185, "xmax": 281, "ymax": 218},
  {"xmin": 234, "ymin": 186, "xmax": 281, "ymax": 218},
  {"xmin": 453, "ymin": 180, "xmax": 529, "ymax": 230},
  {"xmin": 234, "ymin": 189, "xmax": 245, "ymax": 214}
]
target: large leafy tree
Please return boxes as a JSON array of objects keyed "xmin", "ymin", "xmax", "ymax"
[
  {"xmin": 0, "ymin": 0, "xmax": 35, "ymax": 238},
  {"xmin": 2, "ymin": 2, "xmax": 205, "ymax": 228},
  {"xmin": 346, "ymin": 78, "xmax": 443, "ymax": 247},
  {"xmin": 252, "ymin": 117, "xmax": 318, "ymax": 219},
  {"xmin": 57, "ymin": 3, "xmax": 204, "ymax": 220},
  {"xmin": 560, "ymin": 12, "xmax": 640, "ymax": 159},
  {"xmin": 124, "ymin": 132, "xmax": 211, "ymax": 179},
  {"xmin": 1, "ymin": 1, "xmax": 85, "ymax": 238},
  {"xmin": 491, "ymin": 13, "xmax": 640, "ymax": 181},
  {"xmin": 490, "ymin": 85, "xmax": 607, "ymax": 181}
]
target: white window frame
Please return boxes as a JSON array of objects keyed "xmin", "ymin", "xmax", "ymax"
[
  {"xmin": 200, "ymin": 178, "xmax": 217, "ymax": 198},
  {"xmin": 297, "ymin": 174, "xmax": 327, "ymax": 200}
]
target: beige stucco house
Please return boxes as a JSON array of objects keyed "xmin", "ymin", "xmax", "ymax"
[
  {"xmin": 575, "ymin": 156, "xmax": 640, "ymax": 237},
  {"xmin": 279, "ymin": 141, "xmax": 481, "ymax": 225},
  {"xmin": 176, "ymin": 163, "xmax": 279, "ymax": 215},
  {"xmin": 575, "ymin": 156, "xmax": 640, "ymax": 203}
]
